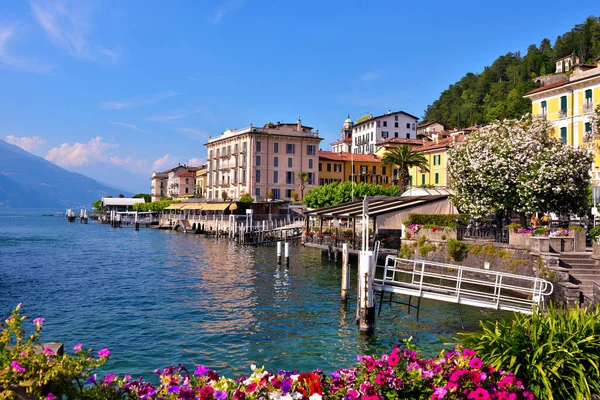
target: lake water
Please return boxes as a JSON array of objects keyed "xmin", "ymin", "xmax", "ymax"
[{"xmin": 0, "ymin": 209, "xmax": 509, "ymax": 379}]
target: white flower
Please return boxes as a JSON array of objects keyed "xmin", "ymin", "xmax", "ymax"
[{"xmin": 309, "ymin": 394, "xmax": 322, "ymax": 400}]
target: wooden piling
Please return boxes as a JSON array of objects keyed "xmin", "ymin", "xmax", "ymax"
[
  {"xmin": 357, "ymin": 251, "xmax": 375, "ymax": 333},
  {"xmin": 341, "ymin": 243, "xmax": 349, "ymax": 305}
]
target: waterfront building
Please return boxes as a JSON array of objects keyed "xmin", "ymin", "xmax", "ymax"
[
  {"xmin": 101, "ymin": 197, "xmax": 145, "ymax": 212},
  {"xmin": 204, "ymin": 118, "xmax": 322, "ymax": 201},
  {"xmin": 407, "ymin": 134, "xmax": 465, "ymax": 187},
  {"xmin": 523, "ymin": 59, "xmax": 600, "ymax": 176},
  {"xmin": 318, "ymin": 151, "xmax": 393, "ymax": 187},
  {"xmin": 195, "ymin": 165, "xmax": 208, "ymax": 198},
  {"xmin": 416, "ymin": 121, "xmax": 445, "ymax": 138},
  {"xmin": 350, "ymin": 110, "xmax": 419, "ymax": 155},
  {"xmin": 151, "ymin": 164, "xmax": 198, "ymax": 202}
]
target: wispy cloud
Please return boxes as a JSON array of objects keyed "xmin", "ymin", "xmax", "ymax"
[
  {"xmin": 360, "ymin": 71, "xmax": 381, "ymax": 81},
  {"xmin": 179, "ymin": 127, "xmax": 207, "ymax": 138},
  {"xmin": 211, "ymin": 0, "xmax": 247, "ymax": 24},
  {"xmin": 186, "ymin": 76, "xmax": 201, "ymax": 82},
  {"xmin": 152, "ymin": 154, "xmax": 175, "ymax": 171},
  {"xmin": 100, "ymin": 90, "xmax": 178, "ymax": 110},
  {"xmin": 147, "ymin": 108, "xmax": 204, "ymax": 123},
  {"xmin": 5, "ymin": 135, "xmax": 45, "ymax": 151},
  {"xmin": 109, "ymin": 121, "xmax": 145, "ymax": 132},
  {"xmin": 100, "ymin": 45, "xmax": 122, "ymax": 65},
  {"xmin": 0, "ymin": 25, "xmax": 55, "ymax": 73},
  {"xmin": 188, "ymin": 158, "xmax": 204, "ymax": 167},
  {"xmin": 30, "ymin": 0, "xmax": 90, "ymax": 55}
]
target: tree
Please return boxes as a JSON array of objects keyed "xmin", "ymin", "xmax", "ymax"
[
  {"xmin": 303, "ymin": 182, "xmax": 401, "ymax": 209},
  {"xmin": 267, "ymin": 190, "xmax": 274, "ymax": 200},
  {"xmin": 290, "ymin": 191, "xmax": 299, "ymax": 202},
  {"xmin": 133, "ymin": 193, "xmax": 151, "ymax": 203},
  {"xmin": 238, "ymin": 194, "xmax": 254, "ymax": 203},
  {"xmin": 381, "ymin": 145, "xmax": 429, "ymax": 193},
  {"xmin": 447, "ymin": 115, "xmax": 592, "ymax": 223},
  {"xmin": 221, "ymin": 191, "xmax": 228, "ymax": 201},
  {"xmin": 297, "ymin": 172, "xmax": 309, "ymax": 200}
]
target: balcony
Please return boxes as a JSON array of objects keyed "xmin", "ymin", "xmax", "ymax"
[
  {"xmin": 584, "ymin": 103, "xmax": 594, "ymax": 114},
  {"xmin": 240, "ymin": 146, "xmax": 248, "ymax": 153},
  {"xmin": 559, "ymin": 109, "xmax": 568, "ymax": 119}
]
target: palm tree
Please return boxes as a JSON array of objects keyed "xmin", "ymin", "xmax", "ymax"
[
  {"xmin": 381, "ymin": 145, "xmax": 429, "ymax": 193},
  {"xmin": 297, "ymin": 172, "xmax": 309, "ymax": 200}
]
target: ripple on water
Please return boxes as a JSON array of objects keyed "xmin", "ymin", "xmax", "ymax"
[{"xmin": 0, "ymin": 210, "xmax": 510, "ymax": 380}]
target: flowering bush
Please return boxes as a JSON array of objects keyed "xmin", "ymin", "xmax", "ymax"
[
  {"xmin": 514, "ymin": 228, "xmax": 533, "ymax": 234},
  {"xmin": 408, "ymin": 224, "xmax": 423, "ymax": 232},
  {"xmin": 306, "ymin": 231, "xmax": 314, "ymax": 237},
  {"xmin": 546, "ymin": 229, "xmax": 569, "ymax": 237}
]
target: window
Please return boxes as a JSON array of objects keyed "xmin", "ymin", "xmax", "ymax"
[
  {"xmin": 274, "ymin": 156, "xmax": 278, "ymax": 167},
  {"xmin": 255, "ymin": 170, "xmax": 261, "ymax": 183},
  {"xmin": 383, "ymin": 121, "xmax": 387, "ymax": 127},
  {"xmin": 377, "ymin": 121, "xmax": 381, "ymax": 127},
  {"xmin": 371, "ymin": 132, "xmax": 373, "ymax": 141},
  {"xmin": 395, "ymin": 122, "xmax": 399, "ymax": 128},
  {"xmin": 307, "ymin": 173, "xmax": 314, "ymax": 185},
  {"xmin": 256, "ymin": 141, "xmax": 262, "ymax": 152},
  {"xmin": 255, "ymin": 188, "xmax": 260, "ymax": 197},
  {"xmin": 286, "ymin": 172, "xmax": 294, "ymax": 184},
  {"xmin": 273, "ymin": 171, "xmax": 279, "ymax": 183},
  {"xmin": 286, "ymin": 143, "xmax": 295, "ymax": 154},
  {"xmin": 185, "ymin": 187, "xmax": 189, "ymax": 194},
  {"xmin": 327, "ymin": 163, "xmax": 331, "ymax": 172},
  {"xmin": 560, "ymin": 127, "xmax": 567, "ymax": 143},
  {"xmin": 586, "ymin": 122, "xmax": 592, "ymax": 132},
  {"xmin": 273, "ymin": 142, "xmax": 279, "ymax": 153},
  {"xmin": 406, "ymin": 133, "xmax": 410, "ymax": 139},
  {"xmin": 560, "ymin": 96, "xmax": 568, "ymax": 117},
  {"xmin": 394, "ymin": 132, "xmax": 398, "ymax": 138},
  {"xmin": 271, "ymin": 188, "xmax": 280, "ymax": 199},
  {"xmin": 306, "ymin": 145, "xmax": 316, "ymax": 155},
  {"xmin": 185, "ymin": 178, "xmax": 189, "ymax": 184},
  {"xmin": 372, "ymin": 166, "xmax": 376, "ymax": 174},
  {"xmin": 234, "ymin": 144, "xmax": 238, "ymax": 153},
  {"xmin": 395, "ymin": 116, "xmax": 398, "ymax": 121},
  {"xmin": 585, "ymin": 89, "xmax": 593, "ymax": 112},
  {"xmin": 435, "ymin": 173, "xmax": 439, "ymax": 184},
  {"xmin": 288, "ymin": 158, "xmax": 293, "ymax": 168},
  {"xmin": 242, "ymin": 142, "xmax": 247, "ymax": 152},
  {"xmin": 421, "ymin": 174, "xmax": 426, "ymax": 185},
  {"xmin": 382, "ymin": 166, "xmax": 386, "ymax": 175},
  {"xmin": 286, "ymin": 189, "xmax": 293, "ymax": 198},
  {"xmin": 256, "ymin": 155, "xmax": 261, "ymax": 166},
  {"xmin": 308, "ymin": 159, "xmax": 313, "ymax": 169},
  {"xmin": 412, "ymin": 123, "xmax": 415, "ymax": 130},
  {"xmin": 319, "ymin": 163, "xmax": 322, "ymax": 171},
  {"xmin": 433, "ymin": 155, "xmax": 441, "ymax": 165},
  {"xmin": 406, "ymin": 123, "xmax": 410, "ymax": 129},
  {"xmin": 334, "ymin": 164, "xmax": 342, "ymax": 172}
]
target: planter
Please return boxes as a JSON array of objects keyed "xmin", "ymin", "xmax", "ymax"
[
  {"xmin": 410, "ymin": 228, "xmax": 456, "ymax": 242},
  {"xmin": 530, "ymin": 237, "xmax": 549, "ymax": 253},
  {"xmin": 573, "ymin": 230, "xmax": 586, "ymax": 252},
  {"xmin": 508, "ymin": 232, "xmax": 531, "ymax": 249},
  {"xmin": 593, "ymin": 240, "xmax": 600, "ymax": 260}
]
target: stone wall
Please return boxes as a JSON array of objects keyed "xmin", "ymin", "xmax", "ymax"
[{"xmin": 594, "ymin": 281, "xmax": 600, "ymax": 307}]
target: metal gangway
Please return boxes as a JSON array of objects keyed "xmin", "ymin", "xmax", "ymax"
[{"xmin": 373, "ymin": 256, "xmax": 554, "ymax": 318}]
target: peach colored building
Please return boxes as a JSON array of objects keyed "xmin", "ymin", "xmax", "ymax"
[
  {"xmin": 205, "ymin": 118, "xmax": 322, "ymax": 201},
  {"xmin": 150, "ymin": 164, "xmax": 198, "ymax": 201}
]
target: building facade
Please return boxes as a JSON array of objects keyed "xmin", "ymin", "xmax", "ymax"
[
  {"xmin": 151, "ymin": 164, "xmax": 198, "ymax": 202},
  {"xmin": 416, "ymin": 121, "xmax": 445, "ymax": 138},
  {"xmin": 331, "ymin": 115, "xmax": 354, "ymax": 153},
  {"xmin": 318, "ymin": 151, "xmax": 393, "ymax": 187},
  {"xmin": 523, "ymin": 60, "xmax": 600, "ymax": 171},
  {"xmin": 350, "ymin": 110, "xmax": 419, "ymax": 154},
  {"xmin": 407, "ymin": 135, "xmax": 464, "ymax": 188},
  {"xmin": 205, "ymin": 119, "xmax": 322, "ymax": 201},
  {"xmin": 195, "ymin": 166, "xmax": 208, "ymax": 198}
]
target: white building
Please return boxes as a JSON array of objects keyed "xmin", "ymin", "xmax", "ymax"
[{"xmin": 350, "ymin": 110, "xmax": 419, "ymax": 154}]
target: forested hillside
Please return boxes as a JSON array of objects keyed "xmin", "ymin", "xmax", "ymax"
[{"xmin": 423, "ymin": 16, "xmax": 600, "ymax": 128}]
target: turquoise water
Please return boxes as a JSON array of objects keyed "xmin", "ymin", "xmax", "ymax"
[{"xmin": 0, "ymin": 209, "xmax": 509, "ymax": 379}]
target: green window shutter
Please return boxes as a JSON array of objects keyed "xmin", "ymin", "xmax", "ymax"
[
  {"xmin": 421, "ymin": 174, "xmax": 425, "ymax": 185},
  {"xmin": 560, "ymin": 127, "xmax": 567, "ymax": 143},
  {"xmin": 586, "ymin": 89, "xmax": 592, "ymax": 99},
  {"xmin": 435, "ymin": 173, "xmax": 439, "ymax": 184},
  {"xmin": 561, "ymin": 96, "xmax": 567, "ymax": 111},
  {"xmin": 586, "ymin": 122, "xmax": 592, "ymax": 132},
  {"xmin": 541, "ymin": 100, "xmax": 547, "ymax": 108},
  {"xmin": 409, "ymin": 175, "xmax": 412, "ymax": 185}
]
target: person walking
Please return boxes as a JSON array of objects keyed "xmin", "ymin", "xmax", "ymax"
[
  {"xmin": 530, "ymin": 214, "xmax": 538, "ymax": 229},
  {"xmin": 541, "ymin": 214, "xmax": 549, "ymax": 227}
]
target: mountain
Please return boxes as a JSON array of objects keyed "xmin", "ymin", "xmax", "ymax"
[
  {"xmin": 0, "ymin": 139, "xmax": 131, "ymax": 208},
  {"xmin": 423, "ymin": 16, "xmax": 600, "ymax": 128}
]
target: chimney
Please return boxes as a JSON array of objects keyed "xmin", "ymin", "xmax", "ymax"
[
  {"xmin": 249, "ymin": 123, "xmax": 253, "ymax": 130},
  {"xmin": 297, "ymin": 115, "xmax": 302, "ymax": 131},
  {"xmin": 387, "ymin": 109, "xmax": 392, "ymax": 114}
]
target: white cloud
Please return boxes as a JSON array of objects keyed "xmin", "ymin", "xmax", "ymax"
[
  {"xmin": 179, "ymin": 127, "xmax": 207, "ymax": 138},
  {"xmin": 211, "ymin": 0, "xmax": 247, "ymax": 24},
  {"xmin": 100, "ymin": 46, "xmax": 121, "ymax": 65},
  {"xmin": 30, "ymin": 0, "xmax": 90, "ymax": 55},
  {"xmin": 109, "ymin": 121, "xmax": 144, "ymax": 132},
  {"xmin": 0, "ymin": 25, "xmax": 55, "ymax": 73},
  {"xmin": 186, "ymin": 76, "xmax": 201, "ymax": 82},
  {"xmin": 188, "ymin": 158, "xmax": 204, "ymax": 167},
  {"xmin": 5, "ymin": 135, "xmax": 45, "ymax": 151},
  {"xmin": 152, "ymin": 154, "xmax": 174, "ymax": 172},
  {"xmin": 360, "ymin": 71, "xmax": 381, "ymax": 81},
  {"xmin": 147, "ymin": 108, "xmax": 203, "ymax": 123},
  {"xmin": 100, "ymin": 91, "xmax": 178, "ymax": 110},
  {"xmin": 45, "ymin": 136, "xmax": 115, "ymax": 167}
]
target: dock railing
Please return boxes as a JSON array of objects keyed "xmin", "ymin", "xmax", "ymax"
[{"xmin": 374, "ymin": 256, "xmax": 553, "ymax": 314}]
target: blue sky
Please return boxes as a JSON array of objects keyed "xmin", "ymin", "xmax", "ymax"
[{"xmin": 0, "ymin": 1, "xmax": 596, "ymax": 192}]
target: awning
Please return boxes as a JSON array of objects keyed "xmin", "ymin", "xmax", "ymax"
[
  {"xmin": 182, "ymin": 204, "xmax": 205, "ymax": 210},
  {"xmin": 202, "ymin": 203, "xmax": 232, "ymax": 211},
  {"xmin": 165, "ymin": 203, "xmax": 185, "ymax": 210}
]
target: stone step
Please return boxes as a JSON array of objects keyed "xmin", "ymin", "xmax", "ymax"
[
  {"xmin": 559, "ymin": 253, "xmax": 593, "ymax": 259},
  {"xmin": 562, "ymin": 264, "xmax": 600, "ymax": 270}
]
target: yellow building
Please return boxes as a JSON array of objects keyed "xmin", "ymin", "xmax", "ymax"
[
  {"xmin": 407, "ymin": 135, "xmax": 464, "ymax": 187},
  {"xmin": 195, "ymin": 166, "xmax": 208, "ymax": 198},
  {"xmin": 318, "ymin": 151, "xmax": 393, "ymax": 187},
  {"xmin": 523, "ymin": 60, "xmax": 600, "ymax": 175}
]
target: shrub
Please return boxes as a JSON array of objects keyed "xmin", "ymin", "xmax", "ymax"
[
  {"xmin": 459, "ymin": 304, "xmax": 600, "ymax": 400},
  {"xmin": 532, "ymin": 227, "xmax": 550, "ymax": 236},
  {"xmin": 406, "ymin": 213, "xmax": 470, "ymax": 228},
  {"xmin": 590, "ymin": 226, "xmax": 600, "ymax": 240},
  {"xmin": 133, "ymin": 199, "xmax": 180, "ymax": 212},
  {"xmin": 447, "ymin": 239, "xmax": 469, "ymax": 261},
  {"xmin": 399, "ymin": 243, "xmax": 413, "ymax": 258},
  {"xmin": 238, "ymin": 194, "xmax": 254, "ymax": 203},
  {"xmin": 506, "ymin": 222, "xmax": 522, "ymax": 230},
  {"xmin": 567, "ymin": 225, "xmax": 585, "ymax": 231},
  {"xmin": 441, "ymin": 234, "xmax": 447, "ymax": 240}
]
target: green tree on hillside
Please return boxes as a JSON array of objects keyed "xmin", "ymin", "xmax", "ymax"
[{"xmin": 133, "ymin": 193, "xmax": 151, "ymax": 203}]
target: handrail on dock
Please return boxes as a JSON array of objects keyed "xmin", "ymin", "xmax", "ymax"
[{"xmin": 374, "ymin": 256, "xmax": 553, "ymax": 315}]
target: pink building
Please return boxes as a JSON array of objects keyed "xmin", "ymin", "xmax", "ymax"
[
  {"xmin": 205, "ymin": 118, "xmax": 322, "ymax": 201},
  {"xmin": 150, "ymin": 164, "xmax": 198, "ymax": 201}
]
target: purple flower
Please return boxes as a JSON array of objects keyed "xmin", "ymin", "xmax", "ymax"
[
  {"xmin": 98, "ymin": 348, "xmax": 110, "ymax": 358},
  {"xmin": 215, "ymin": 390, "xmax": 228, "ymax": 400},
  {"xmin": 168, "ymin": 385, "xmax": 181, "ymax": 394},
  {"xmin": 281, "ymin": 379, "xmax": 292, "ymax": 394},
  {"xmin": 102, "ymin": 374, "xmax": 115, "ymax": 384},
  {"xmin": 10, "ymin": 361, "xmax": 25, "ymax": 373},
  {"xmin": 432, "ymin": 387, "xmax": 447, "ymax": 399},
  {"xmin": 194, "ymin": 364, "xmax": 210, "ymax": 375},
  {"xmin": 46, "ymin": 394, "xmax": 56, "ymax": 400},
  {"xmin": 32, "ymin": 318, "xmax": 44, "ymax": 327},
  {"xmin": 86, "ymin": 374, "xmax": 97, "ymax": 384},
  {"xmin": 73, "ymin": 343, "xmax": 82, "ymax": 351}
]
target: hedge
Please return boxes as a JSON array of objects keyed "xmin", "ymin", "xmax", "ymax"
[{"xmin": 405, "ymin": 213, "xmax": 469, "ymax": 228}]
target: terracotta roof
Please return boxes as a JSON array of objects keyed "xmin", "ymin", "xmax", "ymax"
[
  {"xmin": 380, "ymin": 138, "xmax": 425, "ymax": 145},
  {"xmin": 417, "ymin": 135, "xmax": 465, "ymax": 152},
  {"xmin": 319, "ymin": 151, "xmax": 382, "ymax": 162},
  {"xmin": 417, "ymin": 121, "xmax": 441, "ymax": 129},
  {"xmin": 177, "ymin": 171, "xmax": 196, "ymax": 177},
  {"xmin": 523, "ymin": 80, "xmax": 567, "ymax": 96}
]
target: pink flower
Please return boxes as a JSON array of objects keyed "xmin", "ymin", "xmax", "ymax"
[
  {"xmin": 246, "ymin": 382, "xmax": 257, "ymax": 393},
  {"xmin": 43, "ymin": 347, "xmax": 56, "ymax": 356},
  {"xmin": 467, "ymin": 388, "xmax": 490, "ymax": 400},
  {"xmin": 73, "ymin": 343, "xmax": 83, "ymax": 351},
  {"xmin": 20, "ymin": 352, "xmax": 27, "ymax": 358},
  {"xmin": 432, "ymin": 387, "xmax": 447, "ymax": 399},
  {"xmin": 46, "ymin": 394, "xmax": 56, "ymax": 400},
  {"xmin": 32, "ymin": 318, "xmax": 44, "ymax": 327},
  {"xmin": 462, "ymin": 348, "xmax": 476, "ymax": 358},
  {"xmin": 469, "ymin": 357, "xmax": 483, "ymax": 369},
  {"xmin": 98, "ymin": 348, "xmax": 110, "ymax": 358},
  {"xmin": 10, "ymin": 360, "xmax": 25, "ymax": 373},
  {"xmin": 388, "ymin": 348, "xmax": 400, "ymax": 367}
]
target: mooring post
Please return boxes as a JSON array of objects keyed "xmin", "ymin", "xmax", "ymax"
[
  {"xmin": 277, "ymin": 241, "xmax": 282, "ymax": 264},
  {"xmin": 341, "ymin": 243, "xmax": 349, "ymax": 305},
  {"xmin": 284, "ymin": 242, "xmax": 290, "ymax": 267},
  {"xmin": 357, "ymin": 251, "xmax": 375, "ymax": 333}
]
